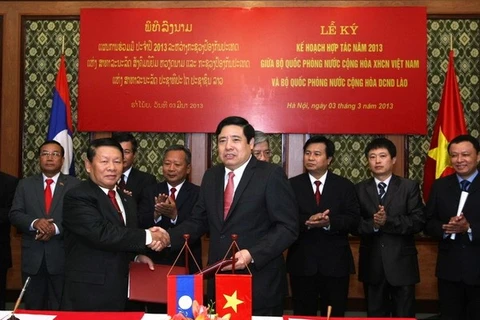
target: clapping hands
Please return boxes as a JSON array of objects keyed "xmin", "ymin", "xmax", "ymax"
[{"xmin": 154, "ymin": 193, "xmax": 178, "ymax": 220}]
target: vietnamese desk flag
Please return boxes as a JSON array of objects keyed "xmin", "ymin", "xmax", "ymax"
[
  {"xmin": 167, "ymin": 274, "xmax": 203, "ymax": 318},
  {"xmin": 216, "ymin": 274, "xmax": 252, "ymax": 320},
  {"xmin": 423, "ymin": 50, "xmax": 467, "ymax": 201},
  {"xmin": 47, "ymin": 54, "xmax": 75, "ymax": 176}
]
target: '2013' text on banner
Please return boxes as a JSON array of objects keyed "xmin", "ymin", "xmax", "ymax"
[{"xmin": 78, "ymin": 7, "xmax": 427, "ymax": 134}]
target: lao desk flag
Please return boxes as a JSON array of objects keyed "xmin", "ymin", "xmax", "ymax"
[
  {"xmin": 423, "ymin": 50, "xmax": 467, "ymax": 201},
  {"xmin": 47, "ymin": 54, "xmax": 75, "ymax": 176},
  {"xmin": 167, "ymin": 274, "xmax": 203, "ymax": 318},
  {"xmin": 216, "ymin": 274, "xmax": 252, "ymax": 320}
]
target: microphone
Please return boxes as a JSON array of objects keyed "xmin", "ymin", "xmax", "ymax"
[{"xmin": 10, "ymin": 276, "xmax": 31, "ymax": 319}]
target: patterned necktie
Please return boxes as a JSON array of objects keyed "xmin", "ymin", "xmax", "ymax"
[
  {"xmin": 378, "ymin": 182, "xmax": 387, "ymax": 204},
  {"xmin": 108, "ymin": 190, "xmax": 125, "ymax": 225},
  {"xmin": 117, "ymin": 174, "xmax": 126, "ymax": 190},
  {"xmin": 460, "ymin": 180, "xmax": 471, "ymax": 192},
  {"xmin": 314, "ymin": 181, "xmax": 321, "ymax": 206},
  {"xmin": 170, "ymin": 187, "xmax": 177, "ymax": 201},
  {"xmin": 224, "ymin": 172, "xmax": 235, "ymax": 219},
  {"xmin": 44, "ymin": 179, "xmax": 54, "ymax": 214}
]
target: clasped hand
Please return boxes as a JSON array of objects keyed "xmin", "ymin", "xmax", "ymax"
[
  {"xmin": 442, "ymin": 213, "xmax": 470, "ymax": 234},
  {"xmin": 154, "ymin": 193, "xmax": 177, "ymax": 220},
  {"xmin": 34, "ymin": 218, "xmax": 55, "ymax": 241},
  {"xmin": 373, "ymin": 205, "xmax": 387, "ymax": 229},
  {"xmin": 147, "ymin": 226, "xmax": 170, "ymax": 251},
  {"xmin": 305, "ymin": 209, "xmax": 330, "ymax": 228}
]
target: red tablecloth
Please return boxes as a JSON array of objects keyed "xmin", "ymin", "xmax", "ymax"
[{"xmin": 16, "ymin": 310, "xmax": 144, "ymax": 320}]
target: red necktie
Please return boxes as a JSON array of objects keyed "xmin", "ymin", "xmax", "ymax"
[
  {"xmin": 108, "ymin": 190, "xmax": 125, "ymax": 225},
  {"xmin": 44, "ymin": 179, "xmax": 54, "ymax": 214},
  {"xmin": 224, "ymin": 172, "xmax": 235, "ymax": 219},
  {"xmin": 117, "ymin": 174, "xmax": 126, "ymax": 190},
  {"xmin": 314, "ymin": 180, "xmax": 322, "ymax": 206},
  {"xmin": 170, "ymin": 187, "xmax": 177, "ymax": 201}
]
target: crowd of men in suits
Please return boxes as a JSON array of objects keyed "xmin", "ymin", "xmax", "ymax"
[{"xmin": 0, "ymin": 116, "xmax": 479, "ymax": 320}]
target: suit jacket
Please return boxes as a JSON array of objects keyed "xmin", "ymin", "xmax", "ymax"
[
  {"xmin": 0, "ymin": 172, "xmax": 19, "ymax": 270},
  {"xmin": 355, "ymin": 175, "xmax": 425, "ymax": 286},
  {"xmin": 169, "ymin": 157, "xmax": 299, "ymax": 311},
  {"xmin": 286, "ymin": 171, "xmax": 360, "ymax": 277},
  {"xmin": 125, "ymin": 167, "xmax": 157, "ymax": 204},
  {"xmin": 9, "ymin": 173, "xmax": 79, "ymax": 275},
  {"xmin": 138, "ymin": 180, "xmax": 202, "ymax": 272},
  {"xmin": 425, "ymin": 173, "xmax": 480, "ymax": 285},
  {"xmin": 61, "ymin": 179, "xmax": 148, "ymax": 311}
]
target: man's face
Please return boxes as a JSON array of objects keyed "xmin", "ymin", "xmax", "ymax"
[
  {"xmin": 218, "ymin": 125, "xmax": 254, "ymax": 170},
  {"xmin": 85, "ymin": 146, "xmax": 123, "ymax": 189},
  {"xmin": 162, "ymin": 150, "xmax": 191, "ymax": 187},
  {"xmin": 367, "ymin": 147, "xmax": 396, "ymax": 178},
  {"xmin": 449, "ymin": 141, "xmax": 480, "ymax": 179},
  {"xmin": 303, "ymin": 142, "xmax": 331, "ymax": 178},
  {"xmin": 119, "ymin": 141, "xmax": 135, "ymax": 172},
  {"xmin": 252, "ymin": 141, "xmax": 271, "ymax": 162},
  {"xmin": 39, "ymin": 143, "xmax": 64, "ymax": 177}
]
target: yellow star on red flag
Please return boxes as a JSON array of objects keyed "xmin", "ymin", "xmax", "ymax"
[
  {"xmin": 427, "ymin": 128, "xmax": 452, "ymax": 179},
  {"xmin": 222, "ymin": 290, "xmax": 244, "ymax": 313}
]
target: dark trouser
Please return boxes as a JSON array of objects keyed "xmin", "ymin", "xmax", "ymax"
[
  {"xmin": 363, "ymin": 278, "xmax": 415, "ymax": 317},
  {"xmin": 290, "ymin": 273, "xmax": 349, "ymax": 317},
  {"xmin": 438, "ymin": 278, "xmax": 480, "ymax": 320},
  {"xmin": 0, "ymin": 268, "xmax": 7, "ymax": 310},
  {"xmin": 22, "ymin": 257, "xmax": 63, "ymax": 310}
]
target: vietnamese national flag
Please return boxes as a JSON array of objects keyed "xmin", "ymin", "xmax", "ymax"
[
  {"xmin": 215, "ymin": 274, "xmax": 252, "ymax": 320},
  {"xmin": 47, "ymin": 54, "xmax": 75, "ymax": 176},
  {"xmin": 167, "ymin": 274, "xmax": 203, "ymax": 318},
  {"xmin": 423, "ymin": 50, "xmax": 468, "ymax": 202}
]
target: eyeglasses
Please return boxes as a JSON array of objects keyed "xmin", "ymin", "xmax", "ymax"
[
  {"xmin": 253, "ymin": 150, "xmax": 272, "ymax": 158},
  {"xmin": 40, "ymin": 151, "xmax": 62, "ymax": 158}
]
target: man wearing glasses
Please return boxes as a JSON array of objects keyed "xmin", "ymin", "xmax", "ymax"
[
  {"xmin": 252, "ymin": 130, "xmax": 272, "ymax": 162},
  {"xmin": 9, "ymin": 140, "xmax": 79, "ymax": 310}
]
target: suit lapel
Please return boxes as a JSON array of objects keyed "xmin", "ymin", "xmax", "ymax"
[
  {"xmin": 49, "ymin": 174, "xmax": 66, "ymax": 216},
  {"xmin": 34, "ymin": 174, "xmax": 47, "ymax": 217},
  {"xmin": 119, "ymin": 190, "xmax": 136, "ymax": 227},
  {"xmin": 175, "ymin": 181, "xmax": 189, "ymax": 211},
  {"xmin": 365, "ymin": 178, "xmax": 379, "ymax": 207},
  {"xmin": 89, "ymin": 180, "xmax": 124, "ymax": 226},
  {"xmin": 299, "ymin": 173, "xmax": 317, "ymax": 210},
  {"xmin": 215, "ymin": 166, "xmax": 226, "ymax": 223},
  {"xmin": 226, "ymin": 158, "xmax": 256, "ymax": 221},
  {"xmin": 382, "ymin": 175, "xmax": 400, "ymax": 208}
]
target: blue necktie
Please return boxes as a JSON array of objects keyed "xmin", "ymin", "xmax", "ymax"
[
  {"xmin": 460, "ymin": 180, "xmax": 471, "ymax": 192},
  {"xmin": 378, "ymin": 182, "xmax": 387, "ymax": 204}
]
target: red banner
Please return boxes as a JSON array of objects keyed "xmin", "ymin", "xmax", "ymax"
[{"xmin": 79, "ymin": 7, "xmax": 427, "ymax": 134}]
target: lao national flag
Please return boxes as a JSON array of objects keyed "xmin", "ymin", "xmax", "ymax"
[
  {"xmin": 216, "ymin": 274, "xmax": 252, "ymax": 320},
  {"xmin": 47, "ymin": 54, "xmax": 75, "ymax": 176},
  {"xmin": 167, "ymin": 274, "xmax": 203, "ymax": 318}
]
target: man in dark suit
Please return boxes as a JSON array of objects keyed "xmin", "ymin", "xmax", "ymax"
[
  {"xmin": 355, "ymin": 138, "xmax": 425, "ymax": 317},
  {"xmin": 425, "ymin": 134, "xmax": 480, "ymax": 320},
  {"xmin": 164, "ymin": 116, "xmax": 298, "ymax": 316},
  {"xmin": 9, "ymin": 140, "xmax": 79, "ymax": 310},
  {"xmin": 112, "ymin": 132, "xmax": 157, "ymax": 204},
  {"xmin": 286, "ymin": 135, "xmax": 360, "ymax": 317},
  {"xmin": 138, "ymin": 144, "xmax": 201, "ymax": 272},
  {"xmin": 138, "ymin": 144, "xmax": 201, "ymax": 313},
  {"xmin": 61, "ymin": 138, "xmax": 167, "ymax": 311},
  {"xmin": 0, "ymin": 171, "xmax": 18, "ymax": 310}
]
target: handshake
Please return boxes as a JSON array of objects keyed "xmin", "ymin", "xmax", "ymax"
[{"xmin": 147, "ymin": 226, "xmax": 171, "ymax": 251}]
